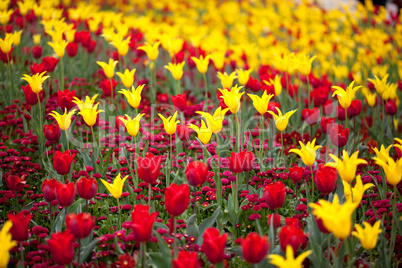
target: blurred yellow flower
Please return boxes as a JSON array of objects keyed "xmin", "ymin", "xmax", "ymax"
[
  {"xmin": 97, "ymin": 59, "xmax": 118, "ymax": 79},
  {"xmin": 0, "ymin": 220, "xmax": 17, "ymax": 268},
  {"xmin": 269, "ymin": 245, "xmax": 311, "ymax": 268},
  {"xmin": 196, "ymin": 106, "xmax": 229, "ymax": 134},
  {"xmin": 116, "ymin": 69, "xmax": 136, "ymax": 88},
  {"xmin": 165, "ymin": 62, "xmax": 185, "ymax": 80},
  {"xmin": 373, "ymin": 155, "xmax": 402, "ymax": 186},
  {"xmin": 189, "ymin": 120, "xmax": 212, "ymax": 145},
  {"xmin": 268, "ymin": 107, "xmax": 297, "ymax": 132},
  {"xmin": 77, "ymin": 103, "xmax": 104, "ymax": 127},
  {"xmin": 22, "ymin": 72, "xmax": 50, "ymax": 94},
  {"xmin": 248, "ymin": 91, "xmax": 274, "ymax": 115},
  {"xmin": 289, "ymin": 139, "xmax": 322, "ymax": 166},
  {"xmin": 332, "ymin": 81, "xmax": 362, "ymax": 109},
  {"xmin": 191, "ymin": 55, "xmax": 210, "ymax": 74},
  {"xmin": 118, "ymin": 85, "xmax": 144, "ymax": 109},
  {"xmin": 138, "ymin": 41, "xmax": 161, "ymax": 61},
  {"xmin": 236, "ymin": 68, "xmax": 252, "ymax": 85},
  {"xmin": 219, "ymin": 84, "xmax": 244, "ymax": 114},
  {"xmin": 217, "ymin": 71, "xmax": 237, "ymax": 89},
  {"xmin": 48, "ymin": 40, "xmax": 68, "ymax": 58},
  {"xmin": 159, "ymin": 111, "xmax": 180, "ymax": 135},
  {"xmin": 342, "ymin": 175, "xmax": 374, "ymax": 206},
  {"xmin": 263, "ymin": 75, "xmax": 282, "ymax": 96},
  {"xmin": 119, "ymin": 113, "xmax": 145, "ymax": 137},
  {"xmin": 49, "ymin": 108, "xmax": 76, "ymax": 131},
  {"xmin": 326, "ymin": 150, "xmax": 367, "ymax": 183},
  {"xmin": 352, "ymin": 221, "xmax": 382, "ymax": 250}
]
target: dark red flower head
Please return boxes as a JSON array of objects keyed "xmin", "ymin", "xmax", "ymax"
[
  {"xmin": 279, "ymin": 218, "xmax": 308, "ymax": 254},
  {"xmin": 42, "ymin": 178, "xmax": 58, "ymax": 202},
  {"xmin": 99, "ymin": 78, "xmax": 118, "ymax": 98},
  {"xmin": 66, "ymin": 212, "xmax": 95, "ymax": 239},
  {"xmin": 6, "ymin": 175, "xmax": 25, "ymax": 192},
  {"xmin": 288, "ymin": 166, "xmax": 304, "ymax": 184},
  {"xmin": 301, "ymin": 108, "xmax": 319, "ymax": 125},
  {"xmin": 42, "ymin": 56, "xmax": 59, "ymax": 73},
  {"xmin": 165, "ymin": 183, "xmax": 190, "ymax": 217},
  {"xmin": 53, "ymin": 150, "xmax": 75, "ymax": 175},
  {"xmin": 347, "ymin": 99, "xmax": 362, "ymax": 117},
  {"xmin": 385, "ymin": 99, "xmax": 397, "ymax": 116},
  {"xmin": 55, "ymin": 182, "xmax": 76, "ymax": 208},
  {"xmin": 66, "ymin": 42, "xmax": 78, "ymax": 57},
  {"xmin": 8, "ymin": 210, "xmax": 32, "ymax": 241},
  {"xmin": 76, "ymin": 177, "xmax": 98, "ymax": 200},
  {"xmin": 263, "ymin": 181, "xmax": 286, "ymax": 210},
  {"xmin": 57, "ymin": 89, "xmax": 76, "ymax": 110},
  {"xmin": 329, "ymin": 124, "xmax": 349, "ymax": 148},
  {"xmin": 137, "ymin": 153, "xmax": 162, "ymax": 184},
  {"xmin": 21, "ymin": 84, "xmax": 45, "ymax": 105},
  {"xmin": 314, "ymin": 164, "xmax": 337, "ymax": 195},
  {"xmin": 201, "ymin": 227, "xmax": 227, "ymax": 264},
  {"xmin": 171, "ymin": 94, "xmax": 187, "ymax": 111},
  {"xmin": 47, "ymin": 230, "xmax": 75, "ymax": 265},
  {"xmin": 131, "ymin": 204, "xmax": 157, "ymax": 242},
  {"xmin": 185, "ymin": 161, "xmax": 208, "ymax": 187},
  {"xmin": 227, "ymin": 151, "xmax": 255, "ymax": 173},
  {"xmin": 241, "ymin": 232, "xmax": 270, "ymax": 264},
  {"xmin": 43, "ymin": 123, "xmax": 61, "ymax": 142},
  {"xmin": 320, "ymin": 117, "xmax": 335, "ymax": 134},
  {"xmin": 173, "ymin": 250, "xmax": 201, "ymax": 268},
  {"xmin": 176, "ymin": 124, "xmax": 192, "ymax": 142}
]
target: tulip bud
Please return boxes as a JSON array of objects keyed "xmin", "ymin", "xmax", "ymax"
[
  {"xmin": 241, "ymin": 233, "xmax": 270, "ymax": 264},
  {"xmin": 42, "ymin": 178, "xmax": 58, "ymax": 202},
  {"xmin": 185, "ymin": 161, "xmax": 208, "ymax": 187},
  {"xmin": 165, "ymin": 183, "xmax": 190, "ymax": 216},
  {"xmin": 137, "ymin": 153, "xmax": 162, "ymax": 184},
  {"xmin": 263, "ymin": 181, "xmax": 286, "ymax": 210},
  {"xmin": 66, "ymin": 212, "xmax": 94, "ymax": 239},
  {"xmin": 43, "ymin": 124, "xmax": 61, "ymax": 142},
  {"xmin": 76, "ymin": 177, "xmax": 98, "ymax": 200},
  {"xmin": 8, "ymin": 210, "xmax": 32, "ymax": 241},
  {"xmin": 47, "ymin": 230, "xmax": 75, "ymax": 265},
  {"xmin": 55, "ymin": 182, "xmax": 77, "ymax": 208},
  {"xmin": 53, "ymin": 150, "xmax": 75, "ymax": 175},
  {"xmin": 314, "ymin": 164, "xmax": 337, "ymax": 195}
]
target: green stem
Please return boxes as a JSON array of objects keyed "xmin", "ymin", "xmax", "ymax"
[
  {"xmin": 345, "ymin": 108, "xmax": 348, "ymax": 130},
  {"xmin": 20, "ymin": 241, "xmax": 24, "ymax": 266},
  {"xmin": 65, "ymin": 130, "xmax": 70, "ymax": 151},
  {"xmin": 310, "ymin": 165, "xmax": 315, "ymax": 200},
  {"xmin": 235, "ymin": 112, "xmax": 240, "ymax": 152},
  {"xmin": 307, "ymin": 75, "xmax": 311, "ymax": 109},
  {"xmin": 60, "ymin": 57, "xmax": 64, "ymax": 91},
  {"xmin": 203, "ymin": 73, "xmax": 208, "ymax": 110},
  {"xmin": 77, "ymin": 238, "xmax": 81, "ymax": 265},
  {"xmin": 91, "ymin": 126, "xmax": 96, "ymax": 154},
  {"xmin": 172, "ymin": 216, "xmax": 177, "ymax": 258},
  {"xmin": 260, "ymin": 115, "xmax": 265, "ymax": 160},
  {"xmin": 134, "ymin": 135, "xmax": 139, "ymax": 189},
  {"xmin": 142, "ymin": 242, "xmax": 147, "ymax": 268},
  {"xmin": 216, "ymin": 135, "xmax": 222, "ymax": 209},
  {"xmin": 37, "ymin": 93, "xmax": 43, "ymax": 134},
  {"xmin": 193, "ymin": 186, "xmax": 197, "ymax": 215},
  {"xmin": 177, "ymin": 79, "xmax": 181, "ymax": 95},
  {"xmin": 117, "ymin": 198, "xmax": 121, "ymax": 230}
]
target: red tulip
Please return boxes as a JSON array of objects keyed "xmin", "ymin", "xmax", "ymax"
[
  {"xmin": 320, "ymin": 117, "xmax": 335, "ymax": 134},
  {"xmin": 165, "ymin": 183, "xmax": 190, "ymax": 216},
  {"xmin": 66, "ymin": 42, "xmax": 78, "ymax": 57},
  {"xmin": 41, "ymin": 178, "xmax": 58, "ymax": 202},
  {"xmin": 171, "ymin": 94, "xmax": 187, "ymax": 111},
  {"xmin": 55, "ymin": 182, "xmax": 76, "ymax": 207},
  {"xmin": 266, "ymin": 102, "xmax": 280, "ymax": 118},
  {"xmin": 47, "ymin": 230, "xmax": 75, "ymax": 265},
  {"xmin": 279, "ymin": 218, "xmax": 308, "ymax": 253},
  {"xmin": 57, "ymin": 89, "xmax": 76, "ymax": 111},
  {"xmin": 329, "ymin": 124, "xmax": 349, "ymax": 148},
  {"xmin": 322, "ymin": 99, "xmax": 334, "ymax": 116},
  {"xmin": 5, "ymin": 175, "xmax": 25, "ymax": 192},
  {"xmin": 301, "ymin": 108, "xmax": 319, "ymax": 125},
  {"xmin": 21, "ymin": 84, "xmax": 45, "ymax": 105},
  {"xmin": 76, "ymin": 177, "xmax": 98, "ymax": 200},
  {"xmin": 347, "ymin": 99, "xmax": 362, "ymax": 117},
  {"xmin": 263, "ymin": 181, "xmax": 286, "ymax": 210},
  {"xmin": 137, "ymin": 153, "xmax": 162, "ymax": 184},
  {"xmin": 176, "ymin": 124, "xmax": 192, "ymax": 142},
  {"xmin": 8, "ymin": 210, "xmax": 32, "ymax": 241},
  {"xmin": 314, "ymin": 164, "xmax": 337, "ymax": 195},
  {"xmin": 385, "ymin": 99, "xmax": 397, "ymax": 116},
  {"xmin": 43, "ymin": 123, "xmax": 61, "ymax": 142},
  {"xmin": 336, "ymin": 105, "xmax": 346, "ymax": 121},
  {"xmin": 32, "ymin": 46, "xmax": 42, "ymax": 59},
  {"xmin": 288, "ymin": 166, "xmax": 304, "ymax": 184},
  {"xmin": 185, "ymin": 161, "xmax": 208, "ymax": 187},
  {"xmin": 131, "ymin": 204, "xmax": 157, "ymax": 242},
  {"xmin": 241, "ymin": 233, "xmax": 270, "ymax": 264},
  {"xmin": 173, "ymin": 250, "xmax": 201, "ymax": 268},
  {"xmin": 201, "ymin": 227, "xmax": 227, "ymax": 264},
  {"xmin": 227, "ymin": 151, "xmax": 255, "ymax": 173},
  {"xmin": 30, "ymin": 63, "xmax": 47, "ymax": 75},
  {"xmin": 99, "ymin": 78, "xmax": 118, "ymax": 98},
  {"xmin": 115, "ymin": 115, "xmax": 128, "ymax": 130},
  {"xmin": 53, "ymin": 150, "xmax": 75, "ymax": 175},
  {"xmin": 66, "ymin": 212, "xmax": 94, "ymax": 239},
  {"xmin": 42, "ymin": 56, "xmax": 59, "ymax": 73}
]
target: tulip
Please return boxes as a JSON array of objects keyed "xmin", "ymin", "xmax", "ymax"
[
  {"xmin": 385, "ymin": 99, "xmax": 397, "ymax": 116},
  {"xmin": 264, "ymin": 74, "xmax": 282, "ymax": 96},
  {"xmin": 248, "ymin": 91, "xmax": 274, "ymax": 115},
  {"xmin": 99, "ymin": 78, "xmax": 118, "ymax": 97},
  {"xmin": 165, "ymin": 61, "xmax": 185, "ymax": 80},
  {"xmin": 22, "ymin": 71, "xmax": 49, "ymax": 94},
  {"xmin": 288, "ymin": 166, "xmax": 304, "ymax": 184},
  {"xmin": 0, "ymin": 220, "xmax": 17, "ymax": 268},
  {"xmin": 289, "ymin": 138, "xmax": 321, "ymax": 166},
  {"xmin": 347, "ymin": 99, "xmax": 362, "ymax": 117},
  {"xmin": 185, "ymin": 161, "xmax": 208, "ymax": 187},
  {"xmin": 267, "ymin": 213, "xmax": 281, "ymax": 228},
  {"xmin": 55, "ymin": 182, "xmax": 77, "ymax": 208},
  {"xmin": 97, "ymin": 58, "xmax": 118, "ymax": 79},
  {"xmin": 173, "ymin": 250, "xmax": 201, "ymax": 268},
  {"xmin": 5, "ymin": 175, "xmax": 25, "ymax": 192},
  {"xmin": 189, "ymin": 120, "xmax": 212, "ymax": 145},
  {"xmin": 367, "ymin": 74, "xmax": 388, "ymax": 95},
  {"xmin": 372, "ymin": 155, "xmax": 402, "ymax": 186},
  {"xmin": 171, "ymin": 94, "xmax": 187, "ymax": 112},
  {"xmin": 191, "ymin": 55, "xmax": 210, "ymax": 74},
  {"xmin": 263, "ymin": 181, "xmax": 286, "ymax": 210},
  {"xmin": 41, "ymin": 178, "xmax": 58, "ymax": 202},
  {"xmin": 53, "ymin": 150, "xmax": 75, "ymax": 175},
  {"xmin": 66, "ymin": 212, "xmax": 94, "ymax": 239},
  {"xmin": 66, "ymin": 42, "xmax": 78, "ymax": 57},
  {"xmin": 42, "ymin": 56, "xmax": 59, "ymax": 72},
  {"xmin": 332, "ymin": 81, "xmax": 362, "ymax": 110},
  {"xmin": 269, "ymin": 245, "xmax": 312, "ymax": 268},
  {"xmin": 217, "ymin": 71, "xmax": 237, "ymax": 89},
  {"xmin": 111, "ymin": 36, "xmax": 131, "ymax": 56},
  {"xmin": 57, "ymin": 89, "xmax": 76, "ymax": 111},
  {"xmin": 118, "ymin": 84, "xmax": 144, "ymax": 109},
  {"xmin": 227, "ymin": 151, "xmax": 255, "ymax": 174},
  {"xmin": 48, "ymin": 40, "xmax": 68, "ymax": 58},
  {"xmin": 329, "ymin": 124, "xmax": 349, "ymax": 148},
  {"xmin": 77, "ymin": 102, "xmax": 104, "ymax": 127},
  {"xmin": 309, "ymin": 194, "xmax": 356, "ymax": 240},
  {"xmin": 72, "ymin": 94, "xmax": 98, "ymax": 110},
  {"xmin": 196, "ymin": 106, "xmax": 229, "ymax": 134},
  {"xmin": 47, "ymin": 230, "xmax": 75, "ymax": 266},
  {"xmin": 21, "ymin": 84, "xmax": 44, "ymax": 105},
  {"xmin": 373, "ymin": 144, "xmax": 393, "ymax": 162},
  {"xmin": 326, "ymin": 150, "xmax": 367, "ymax": 183},
  {"xmin": 49, "ymin": 109, "xmax": 76, "ymax": 150},
  {"xmin": 138, "ymin": 41, "xmax": 161, "ymax": 61},
  {"xmin": 43, "ymin": 123, "xmax": 61, "ymax": 143},
  {"xmin": 241, "ymin": 232, "xmax": 270, "ymax": 264},
  {"xmin": 236, "ymin": 68, "xmax": 252, "ymax": 86},
  {"xmin": 118, "ymin": 113, "xmax": 145, "ymax": 137},
  {"xmin": 279, "ymin": 218, "xmax": 308, "ymax": 253},
  {"xmin": 176, "ymin": 124, "xmax": 192, "ymax": 142},
  {"xmin": 298, "ymin": 54, "xmax": 317, "ymax": 76},
  {"xmin": 0, "ymin": 34, "xmax": 13, "ymax": 54},
  {"xmin": 268, "ymin": 107, "xmax": 297, "ymax": 132},
  {"xmin": 159, "ymin": 111, "xmax": 180, "ymax": 135},
  {"xmin": 165, "ymin": 183, "xmax": 190, "ymax": 217},
  {"xmin": 342, "ymin": 175, "xmax": 374, "ymax": 206},
  {"xmin": 219, "ymin": 84, "xmax": 244, "ymax": 114},
  {"xmin": 116, "ymin": 68, "xmax": 136, "ymax": 88},
  {"xmin": 8, "ymin": 211, "xmax": 31, "ymax": 242},
  {"xmin": 314, "ymin": 164, "xmax": 337, "ymax": 195},
  {"xmin": 131, "ymin": 204, "xmax": 157, "ymax": 242},
  {"xmin": 201, "ymin": 227, "xmax": 227, "ymax": 264},
  {"xmin": 101, "ymin": 173, "xmax": 128, "ymax": 200},
  {"xmin": 352, "ymin": 221, "xmax": 382, "ymax": 250},
  {"xmin": 137, "ymin": 153, "xmax": 162, "ymax": 184},
  {"xmin": 76, "ymin": 177, "xmax": 98, "ymax": 200},
  {"xmin": 301, "ymin": 108, "xmax": 319, "ymax": 125},
  {"xmin": 320, "ymin": 117, "xmax": 335, "ymax": 134}
]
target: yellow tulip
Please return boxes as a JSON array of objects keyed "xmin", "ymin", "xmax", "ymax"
[
  {"xmin": 49, "ymin": 108, "xmax": 76, "ymax": 131},
  {"xmin": 101, "ymin": 173, "xmax": 128, "ymax": 199},
  {"xmin": 0, "ymin": 10, "xmax": 13, "ymax": 25},
  {"xmin": 263, "ymin": 74, "xmax": 282, "ymax": 96},
  {"xmin": 367, "ymin": 74, "xmax": 388, "ymax": 95},
  {"xmin": 0, "ymin": 220, "xmax": 17, "ymax": 268},
  {"xmin": 11, "ymin": 30, "xmax": 22, "ymax": 46},
  {"xmin": 373, "ymin": 155, "xmax": 402, "ymax": 186},
  {"xmin": 97, "ymin": 59, "xmax": 118, "ymax": 79},
  {"xmin": 110, "ymin": 36, "xmax": 131, "ymax": 56},
  {"xmin": 165, "ymin": 62, "xmax": 185, "ymax": 80},
  {"xmin": 289, "ymin": 138, "xmax": 322, "ymax": 166},
  {"xmin": 217, "ymin": 71, "xmax": 237, "ymax": 89},
  {"xmin": 191, "ymin": 55, "xmax": 210, "ymax": 74},
  {"xmin": 342, "ymin": 175, "xmax": 374, "ymax": 206},
  {"xmin": 189, "ymin": 120, "xmax": 212, "ymax": 145},
  {"xmin": 373, "ymin": 144, "xmax": 392, "ymax": 162},
  {"xmin": 248, "ymin": 91, "xmax": 274, "ymax": 115},
  {"xmin": 268, "ymin": 107, "xmax": 297, "ymax": 132},
  {"xmin": 236, "ymin": 68, "xmax": 252, "ymax": 85},
  {"xmin": 138, "ymin": 41, "xmax": 161, "ymax": 61},
  {"xmin": 310, "ymin": 194, "xmax": 356, "ymax": 240},
  {"xmin": 210, "ymin": 51, "xmax": 225, "ymax": 70},
  {"xmin": 326, "ymin": 150, "xmax": 368, "ymax": 183},
  {"xmin": 77, "ymin": 103, "xmax": 104, "ymax": 127},
  {"xmin": 22, "ymin": 72, "xmax": 50, "ymax": 94},
  {"xmin": 33, "ymin": 34, "xmax": 41, "ymax": 45},
  {"xmin": 352, "ymin": 221, "xmax": 382, "ymax": 250},
  {"xmin": 297, "ymin": 54, "xmax": 317, "ymax": 76},
  {"xmin": 48, "ymin": 40, "xmax": 68, "ymax": 58},
  {"xmin": 365, "ymin": 92, "xmax": 377, "ymax": 107},
  {"xmin": 269, "ymin": 245, "xmax": 312, "ymax": 268},
  {"xmin": 118, "ymin": 84, "xmax": 144, "ymax": 109},
  {"xmin": 196, "ymin": 106, "xmax": 229, "ymax": 134},
  {"xmin": 0, "ymin": 34, "xmax": 13, "ymax": 54},
  {"xmin": 219, "ymin": 84, "xmax": 244, "ymax": 114},
  {"xmin": 72, "ymin": 94, "xmax": 98, "ymax": 110},
  {"xmin": 159, "ymin": 111, "xmax": 180, "ymax": 135},
  {"xmin": 116, "ymin": 69, "xmax": 136, "ymax": 88},
  {"xmin": 332, "ymin": 81, "xmax": 362, "ymax": 109},
  {"xmin": 119, "ymin": 113, "xmax": 145, "ymax": 137}
]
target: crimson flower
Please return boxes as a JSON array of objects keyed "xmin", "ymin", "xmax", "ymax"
[
  {"xmin": 301, "ymin": 107, "xmax": 319, "ymax": 125},
  {"xmin": 201, "ymin": 227, "xmax": 227, "ymax": 264},
  {"xmin": 185, "ymin": 161, "xmax": 208, "ymax": 187},
  {"xmin": 165, "ymin": 183, "xmax": 190, "ymax": 217},
  {"xmin": 21, "ymin": 84, "xmax": 45, "ymax": 105},
  {"xmin": 43, "ymin": 124, "xmax": 61, "ymax": 142},
  {"xmin": 8, "ymin": 210, "xmax": 32, "ymax": 241},
  {"xmin": 173, "ymin": 250, "xmax": 201, "ymax": 268},
  {"xmin": 314, "ymin": 164, "xmax": 337, "ymax": 195},
  {"xmin": 241, "ymin": 233, "xmax": 270, "ymax": 264},
  {"xmin": 76, "ymin": 177, "xmax": 98, "ymax": 200},
  {"xmin": 137, "ymin": 153, "xmax": 162, "ymax": 184},
  {"xmin": 47, "ymin": 230, "xmax": 75, "ymax": 265},
  {"xmin": 329, "ymin": 124, "xmax": 349, "ymax": 148},
  {"xmin": 131, "ymin": 204, "xmax": 157, "ymax": 242},
  {"xmin": 279, "ymin": 218, "xmax": 308, "ymax": 253},
  {"xmin": 55, "ymin": 182, "xmax": 77, "ymax": 208},
  {"xmin": 42, "ymin": 56, "xmax": 59, "ymax": 73},
  {"xmin": 171, "ymin": 94, "xmax": 187, "ymax": 111},
  {"xmin": 263, "ymin": 181, "xmax": 286, "ymax": 210},
  {"xmin": 227, "ymin": 151, "xmax": 255, "ymax": 173},
  {"xmin": 57, "ymin": 89, "xmax": 76, "ymax": 111},
  {"xmin": 320, "ymin": 117, "xmax": 335, "ymax": 134},
  {"xmin": 41, "ymin": 178, "xmax": 58, "ymax": 202},
  {"xmin": 99, "ymin": 78, "xmax": 118, "ymax": 98},
  {"xmin": 5, "ymin": 175, "xmax": 25, "ymax": 192},
  {"xmin": 53, "ymin": 150, "xmax": 75, "ymax": 175},
  {"xmin": 66, "ymin": 212, "xmax": 95, "ymax": 239},
  {"xmin": 176, "ymin": 124, "xmax": 192, "ymax": 142},
  {"xmin": 288, "ymin": 166, "xmax": 304, "ymax": 184}
]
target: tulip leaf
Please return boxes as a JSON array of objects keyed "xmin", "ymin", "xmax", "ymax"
[
  {"xmin": 186, "ymin": 213, "xmax": 199, "ymax": 238},
  {"xmin": 114, "ymin": 236, "xmax": 125, "ymax": 255},
  {"xmin": 154, "ymin": 222, "xmax": 169, "ymax": 231},
  {"xmin": 53, "ymin": 208, "xmax": 65, "ymax": 233},
  {"xmin": 78, "ymin": 238, "xmax": 99, "ymax": 264},
  {"xmin": 197, "ymin": 206, "xmax": 221, "ymax": 245},
  {"xmin": 153, "ymin": 230, "xmax": 172, "ymax": 265},
  {"xmin": 147, "ymin": 252, "xmax": 167, "ymax": 268}
]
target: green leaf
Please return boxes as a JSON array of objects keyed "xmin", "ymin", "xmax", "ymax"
[
  {"xmin": 78, "ymin": 238, "xmax": 99, "ymax": 264},
  {"xmin": 114, "ymin": 236, "xmax": 125, "ymax": 255},
  {"xmin": 186, "ymin": 213, "xmax": 199, "ymax": 238},
  {"xmin": 154, "ymin": 230, "xmax": 172, "ymax": 265},
  {"xmin": 197, "ymin": 206, "xmax": 221, "ymax": 245}
]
